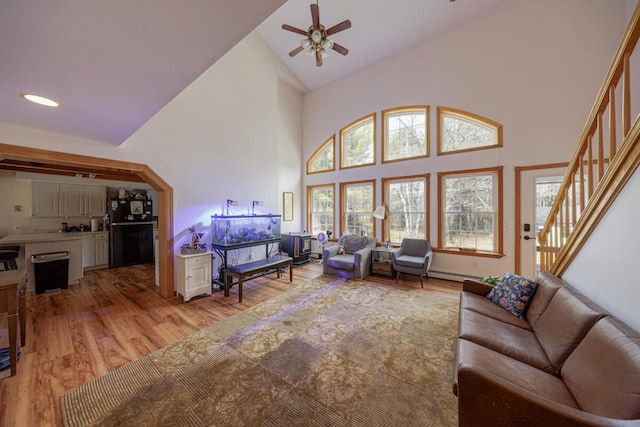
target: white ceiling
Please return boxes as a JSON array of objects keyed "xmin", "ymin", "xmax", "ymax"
[{"xmin": 0, "ymin": 0, "xmax": 515, "ymax": 147}]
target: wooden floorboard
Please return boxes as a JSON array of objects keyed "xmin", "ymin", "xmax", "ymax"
[{"xmin": 0, "ymin": 261, "xmax": 460, "ymax": 426}]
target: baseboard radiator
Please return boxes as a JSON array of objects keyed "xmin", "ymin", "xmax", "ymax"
[{"xmin": 429, "ymin": 270, "xmax": 481, "ymax": 283}]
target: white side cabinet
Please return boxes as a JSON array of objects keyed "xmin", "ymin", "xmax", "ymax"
[{"xmin": 176, "ymin": 252, "xmax": 212, "ymax": 302}]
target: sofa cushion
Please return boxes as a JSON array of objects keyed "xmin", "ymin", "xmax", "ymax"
[
  {"xmin": 561, "ymin": 318, "xmax": 640, "ymax": 420},
  {"xmin": 394, "ymin": 255, "xmax": 426, "ymax": 268},
  {"xmin": 454, "ymin": 338, "xmax": 579, "ymax": 409},
  {"xmin": 486, "ymin": 272, "xmax": 537, "ymax": 317},
  {"xmin": 525, "ymin": 272, "xmax": 564, "ymax": 326},
  {"xmin": 340, "ymin": 236, "xmax": 368, "ymax": 254},
  {"xmin": 532, "ymin": 286, "xmax": 604, "ymax": 373},
  {"xmin": 458, "ymin": 309, "xmax": 554, "ymax": 373},
  {"xmin": 460, "ymin": 292, "xmax": 532, "ymax": 330},
  {"xmin": 325, "ymin": 254, "xmax": 355, "ymax": 271}
]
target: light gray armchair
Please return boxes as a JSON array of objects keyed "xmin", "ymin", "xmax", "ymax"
[
  {"xmin": 323, "ymin": 236, "xmax": 377, "ymax": 279},
  {"xmin": 391, "ymin": 238, "xmax": 433, "ymax": 287}
]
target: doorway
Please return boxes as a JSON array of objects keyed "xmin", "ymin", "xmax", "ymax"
[
  {"xmin": 0, "ymin": 143, "xmax": 175, "ymax": 297},
  {"xmin": 515, "ymin": 163, "xmax": 567, "ymax": 278}
]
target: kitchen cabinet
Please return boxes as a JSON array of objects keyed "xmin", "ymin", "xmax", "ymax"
[
  {"xmin": 176, "ymin": 252, "xmax": 212, "ymax": 302},
  {"xmin": 82, "ymin": 232, "xmax": 109, "ymax": 270},
  {"xmin": 60, "ymin": 184, "xmax": 106, "ymax": 217},
  {"xmin": 31, "ymin": 182, "xmax": 59, "ymax": 217},
  {"xmin": 59, "ymin": 184, "xmax": 85, "ymax": 217},
  {"xmin": 84, "ymin": 186, "xmax": 107, "ymax": 217},
  {"xmin": 31, "ymin": 182, "xmax": 106, "ymax": 217},
  {"xmin": 95, "ymin": 233, "xmax": 108, "ymax": 266},
  {"xmin": 82, "ymin": 234, "xmax": 95, "ymax": 268}
]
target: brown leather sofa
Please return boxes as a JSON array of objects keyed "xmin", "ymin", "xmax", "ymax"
[{"xmin": 453, "ymin": 272, "xmax": 640, "ymax": 426}]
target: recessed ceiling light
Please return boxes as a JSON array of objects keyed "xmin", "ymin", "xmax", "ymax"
[{"xmin": 21, "ymin": 93, "xmax": 59, "ymax": 107}]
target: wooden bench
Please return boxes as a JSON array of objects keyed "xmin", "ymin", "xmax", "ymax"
[{"xmin": 224, "ymin": 255, "xmax": 293, "ymax": 302}]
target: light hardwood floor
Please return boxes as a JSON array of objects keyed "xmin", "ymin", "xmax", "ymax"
[{"xmin": 0, "ymin": 261, "xmax": 461, "ymax": 426}]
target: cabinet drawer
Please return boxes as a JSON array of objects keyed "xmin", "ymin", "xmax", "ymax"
[
  {"xmin": 186, "ymin": 255, "xmax": 207, "ymax": 268},
  {"xmin": 372, "ymin": 262, "xmax": 392, "ymax": 274}
]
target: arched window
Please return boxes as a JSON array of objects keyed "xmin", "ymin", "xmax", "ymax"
[
  {"xmin": 307, "ymin": 135, "xmax": 335, "ymax": 174},
  {"xmin": 340, "ymin": 113, "xmax": 376, "ymax": 169},
  {"xmin": 438, "ymin": 106, "xmax": 502, "ymax": 155},
  {"xmin": 382, "ymin": 106, "xmax": 429, "ymax": 163}
]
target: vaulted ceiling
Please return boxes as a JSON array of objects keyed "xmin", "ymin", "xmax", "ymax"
[{"xmin": 0, "ymin": 0, "xmax": 515, "ymax": 147}]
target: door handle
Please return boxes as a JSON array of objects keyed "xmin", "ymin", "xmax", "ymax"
[{"xmin": 523, "ymin": 235, "xmax": 535, "ymax": 241}]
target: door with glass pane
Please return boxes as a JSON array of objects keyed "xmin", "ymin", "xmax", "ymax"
[{"xmin": 517, "ymin": 165, "xmax": 567, "ymax": 278}]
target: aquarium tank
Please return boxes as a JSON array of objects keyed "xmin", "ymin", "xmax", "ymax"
[{"xmin": 211, "ymin": 214, "xmax": 282, "ymax": 247}]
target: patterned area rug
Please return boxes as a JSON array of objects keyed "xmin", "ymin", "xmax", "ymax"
[{"xmin": 61, "ymin": 275, "xmax": 460, "ymax": 426}]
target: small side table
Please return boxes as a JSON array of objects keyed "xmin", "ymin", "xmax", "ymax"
[{"xmin": 371, "ymin": 247, "xmax": 396, "ymax": 278}]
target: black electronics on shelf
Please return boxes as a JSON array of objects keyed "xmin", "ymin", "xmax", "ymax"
[{"xmin": 280, "ymin": 232, "xmax": 312, "ymax": 265}]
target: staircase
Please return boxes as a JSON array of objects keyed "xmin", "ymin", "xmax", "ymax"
[{"xmin": 539, "ymin": 3, "xmax": 640, "ymax": 275}]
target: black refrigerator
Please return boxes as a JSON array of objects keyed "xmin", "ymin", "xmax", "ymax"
[{"xmin": 108, "ymin": 197, "xmax": 154, "ymax": 268}]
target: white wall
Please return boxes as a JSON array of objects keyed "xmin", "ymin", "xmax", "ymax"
[
  {"xmin": 277, "ymin": 79, "xmax": 304, "ymax": 234},
  {"xmin": 302, "ymin": 0, "xmax": 628, "ymax": 281},
  {"xmin": 563, "ymin": 167, "xmax": 640, "ymax": 331}
]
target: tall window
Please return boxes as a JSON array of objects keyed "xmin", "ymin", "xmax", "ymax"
[
  {"xmin": 307, "ymin": 184, "xmax": 335, "ymax": 235},
  {"xmin": 340, "ymin": 114, "xmax": 376, "ymax": 169},
  {"xmin": 439, "ymin": 167, "xmax": 503, "ymax": 254},
  {"xmin": 307, "ymin": 135, "xmax": 335, "ymax": 174},
  {"xmin": 340, "ymin": 180, "xmax": 375, "ymax": 237},
  {"xmin": 382, "ymin": 106, "xmax": 429, "ymax": 163},
  {"xmin": 382, "ymin": 175, "xmax": 429, "ymax": 244},
  {"xmin": 438, "ymin": 106, "xmax": 502, "ymax": 155}
]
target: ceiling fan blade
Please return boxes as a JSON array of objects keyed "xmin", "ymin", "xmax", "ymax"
[
  {"xmin": 316, "ymin": 49, "xmax": 323, "ymax": 67},
  {"xmin": 281, "ymin": 24, "xmax": 307, "ymax": 36},
  {"xmin": 289, "ymin": 46, "xmax": 304, "ymax": 57},
  {"xmin": 311, "ymin": 3, "xmax": 320, "ymax": 29},
  {"xmin": 331, "ymin": 43, "xmax": 349, "ymax": 56},
  {"xmin": 326, "ymin": 20, "xmax": 351, "ymax": 36}
]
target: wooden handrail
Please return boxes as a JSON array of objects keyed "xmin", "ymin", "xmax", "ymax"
[{"xmin": 539, "ymin": 3, "xmax": 640, "ymax": 274}]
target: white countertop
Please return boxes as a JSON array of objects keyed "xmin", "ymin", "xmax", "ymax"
[{"xmin": 0, "ymin": 231, "xmax": 106, "ymax": 244}]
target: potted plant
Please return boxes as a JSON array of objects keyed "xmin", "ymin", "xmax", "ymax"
[{"xmin": 479, "ymin": 275, "xmax": 500, "ymax": 286}]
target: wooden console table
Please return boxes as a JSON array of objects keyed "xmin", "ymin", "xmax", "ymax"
[
  {"xmin": 225, "ymin": 255, "xmax": 293, "ymax": 302},
  {"xmin": 0, "ymin": 269, "xmax": 27, "ymax": 376}
]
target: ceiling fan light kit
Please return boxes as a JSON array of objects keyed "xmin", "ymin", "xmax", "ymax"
[{"xmin": 282, "ymin": 2, "xmax": 351, "ymax": 67}]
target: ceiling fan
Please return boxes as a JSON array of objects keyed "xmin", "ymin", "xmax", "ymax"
[{"xmin": 282, "ymin": 2, "xmax": 351, "ymax": 67}]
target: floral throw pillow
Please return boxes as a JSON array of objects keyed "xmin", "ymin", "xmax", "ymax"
[{"xmin": 486, "ymin": 272, "xmax": 537, "ymax": 317}]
